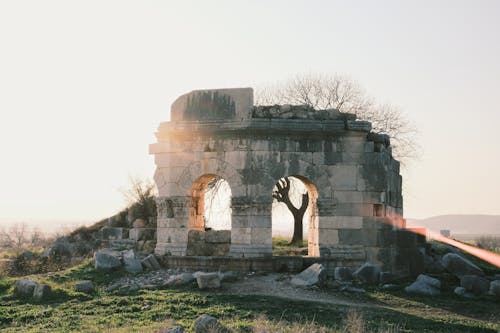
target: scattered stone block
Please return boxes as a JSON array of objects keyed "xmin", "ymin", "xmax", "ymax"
[
  {"xmin": 74, "ymin": 280, "xmax": 95, "ymax": 294},
  {"xmin": 33, "ymin": 284, "xmax": 51, "ymax": 302},
  {"xmin": 291, "ymin": 263, "xmax": 326, "ymax": 287},
  {"xmin": 460, "ymin": 275, "xmax": 490, "ymax": 295},
  {"xmin": 172, "ymin": 273, "xmax": 195, "ymax": 286},
  {"xmin": 193, "ymin": 314, "xmax": 225, "ymax": 333},
  {"xmin": 141, "ymin": 254, "xmax": 160, "ymax": 270},
  {"xmin": 196, "ymin": 272, "xmax": 221, "ymax": 289},
  {"xmin": 353, "ymin": 263, "xmax": 381, "ymax": 285},
  {"xmin": 454, "ymin": 286, "xmax": 475, "ymax": 298},
  {"xmin": 124, "ymin": 257, "xmax": 143, "ymax": 274},
  {"xmin": 405, "ymin": 274, "xmax": 441, "ymax": 296},
  {"xmin": 441, "ymin": 253, "xmax": 483, "ymax": 277},
  {"xmin": 489, "ymin": 280, "xmax": 500, "ymax": 297},
  {"xmin": 13, "ymin": 279, "xmax": 37, "ymax": 298},
  {"xmin": 94, "ymin": 249, "xmax": 122, "ymax": 271},
  {"xmin": 334, "ymin": 267, "xmax": 353, "ymax": 282}
]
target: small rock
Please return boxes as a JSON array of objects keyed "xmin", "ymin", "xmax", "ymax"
[
  {"xmin": 416, "ymin": 274, "xmax": 441, "ymax": 289},
  {"xmin": 405, "ymin": 274, "xmax": 441, "ymax": 296},
  {"xmin": 142, "ymin": 254, "xmax": 160, "ymax": 270},
  {"xmin": 94, "ymin": 249, "xmax": 122, "ymax": 271},
  {"xmin": 124, "ymin": 257, "xmax": 143, "ymax": 274},
  {"xmin": 291, "ymin": 263, "xmax": 326, "ymax": 287},
  {"xmin": 74, "ymin": 280, "xmax": 95, "ymax": 294},
  {"xmin": 441, "ymin": 253, "xmax": 483, "ymax": 277},
  {"xmin": 13, "ymin": 279, "xmax": 37, "ymax": 298},
  {"xmin": 33, "ymin": 284, "xmax": 51, "ymax": 302},
  {"xmin": 460, "ymin": 275, "xmax": 490, "ymax": 295},
  {"xmin": 353, "ymin": 263, "xmax": 381, "ymax": 285},
  {"xmin": 193, "ymin": 314, "xmax": 225, "ymax": 333},
  {"xmin": 454, "ymin": 286, "xmax": 475, "ymax": 298},
  {"xmin": 334, "ymin": 267, "xmax": 352, "ymax": 282},
  {"xmin": 196, "ymin": 272, "xmax": 221, "ymax": 289},
  {"xmin": 489, "ymin": 280, "xmax": 500, "ymax": 297}
]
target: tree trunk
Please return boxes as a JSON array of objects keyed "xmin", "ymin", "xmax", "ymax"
[{"xmin": 290, "ymin": 210, "xmax": 305, "ymax": 245}]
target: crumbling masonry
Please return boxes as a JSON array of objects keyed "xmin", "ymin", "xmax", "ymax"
[{"xmin": 150, "ymin": 88, "xmax": 421, "ymax": 274}]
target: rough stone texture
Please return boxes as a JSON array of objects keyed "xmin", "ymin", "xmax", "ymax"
[
  {"xmin": 196, "ymin": 272, "xmax": 221, "ymax": 289},
  {"xmin": 124, "ymin": 258, "xmax": 143, "ymax": 273},
  {"xmin": 74, "ymin": 280, "xmax": 95, "ymax": 294},
  {"xmin": 353, "ymin": 263, "xmax": 381, "ymax": 285},
  {"xmin": 454, "ymin": 286, "xmax": 475, "ymax": 298},
  {"xmin": 441, "ymin": 253, "xmax": 484, "ymax": 277},
  {"xmin": 13, "ymin": 279, "xmax": 37, "ymax": 298},
  {"xmin": 193, "ymin": 314, "xmax": 225, "ymax": 333},
  {"xmin": 151, "ymin": 88, "xmax": 415, "ymax": 275},
  {"xmin": 489, "ymin": 280, "xmax": 500, "ymax": 297},
  {"xmin": 460, "ymin": 275, "xmax": 490, "ymax": 295},
  {"xmin": 405, "ymin": 274, "xmax": 441, "ymax": 296},
  {"xmin": 291, "ymin": 263, "xmax": 326, "ymax": 286},
  {"xmin": 33, "ymin": 284, "xmax": 51, "ymax": 302},
  {"xmin": 334, "ymin": 267, "xmax": 353, "ymax": 282},
  {"xmin": 94, "ymin": 249, "xmax": 122, "ymax": 271},
  {"xmin": 142, "ymin": 254, "xmax": 161, "ymax": 270}
]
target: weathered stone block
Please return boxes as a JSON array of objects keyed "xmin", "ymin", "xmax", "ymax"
[
  {"xmin": 318, "ymin": 229, "xmax": 339, "ymax": 245},
  {"xmin": 320, "ymin": 216, "xmax": 363, "ymax": 229}
]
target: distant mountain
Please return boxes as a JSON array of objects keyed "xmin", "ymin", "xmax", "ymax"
[{"xmin": 406, "ymin": 214, "xmax": 500, "ymax": 235}]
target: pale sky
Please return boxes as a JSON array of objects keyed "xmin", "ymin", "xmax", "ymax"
[{"xmin": 1, "ymin": 1, "xmax": 499, "ymax": 231}]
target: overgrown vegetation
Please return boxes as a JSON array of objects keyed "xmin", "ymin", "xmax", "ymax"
[
  {"xmin": 272, "ymin": 237, "xmax": 308, "ymax": 256},
  {"xmin": 0, "ymin": 260, "xmax": 498, "ymax": 332},
  {"xmin": 476, "ymin": 236, "xmax": 500, "ymax": 254}
]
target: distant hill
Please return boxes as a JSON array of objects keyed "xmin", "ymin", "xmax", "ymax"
[{"xmin": 406, "ymin": 214, "xmax": 500, "ymax": 236}]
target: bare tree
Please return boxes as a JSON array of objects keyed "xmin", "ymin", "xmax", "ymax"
[
  {"xmin": 273, "ymin": 178, "xmax": 309, "ymax": 245},
  {"xmin": 255, "ymin": 73, "xmax": 418, "ymax": 162}
]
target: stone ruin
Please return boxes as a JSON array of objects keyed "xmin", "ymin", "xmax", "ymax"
[{"xmin": 150, "ymin": 87, "xmax": 423, "ymax": 275}]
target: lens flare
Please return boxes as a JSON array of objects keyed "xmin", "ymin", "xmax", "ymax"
[{"xmin": 409, "ymin": 226, "xmax": 500, "ymax": 268}]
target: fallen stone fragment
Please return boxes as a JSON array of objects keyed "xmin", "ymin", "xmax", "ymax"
[
  {"xmin": 353, "ymin": 263, "xmax": 381, "ymax": 285},
  {"xmin": 142, "ymin": 254, "xmax": 160, "ymax": 270},
  {"xmin": 441, "ymin": 253, "xmax": 483, "ymax": 277},
  {"xmin": 33, "ymin": 284, "xmax": 51, "ymax": 302},
  {"xmin": 74, "ymin": 280, "xmax": 95, "ymax": 294},
  {"xmin": 460, "ymin": 275, "xmax": 490, "ymax": 295},
  {"xmin": 193, "ymin": 314, "xmax": 225, "ymax": 333},
  {"xmin": 291, "ymin": 263, "xmax": 326, "ymax": 287},
  {"xmin": 13, "ymin": 279, "xmax": 37, "ymax": 298},
  {"xmin": 196, "ymin": 272, "xmax": 221, "ymax": 289},
  {"xmin": 489, "ymin": 280, "xmax": 500, "ymax": 297},
  {"xmin": 94, "ymin": 249, "xmax": 122, "ymax": 271},
  {"xmin": 404, "ymin": 274, "xmax": 441, "ymax": 296}
]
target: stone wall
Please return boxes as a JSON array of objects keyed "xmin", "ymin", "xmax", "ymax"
[{"xmin": 151, "ymin": 87, "xmax": 416, "ymax": 275}]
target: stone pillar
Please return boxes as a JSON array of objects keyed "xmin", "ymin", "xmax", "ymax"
[
  {"xmin": 230, "ymin": 197, "xmax": 272, "ymax": 257},
  {"xmin": 155, "ymin": 196, "xmax": 190, "ymax": 256}
]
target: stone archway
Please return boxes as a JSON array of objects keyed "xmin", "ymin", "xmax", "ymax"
[
  {"xmin": 271, "ymin": 175, "xmax": 319, "ymax": 257},
  {"xmin": 186, "ymin": 174, "xmax": 232, "ymax": 256}
]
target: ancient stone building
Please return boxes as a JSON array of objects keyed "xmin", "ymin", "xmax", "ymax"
[{"xmin": 150, "ymin": 88, "xmax": 419, "ymax": 274}]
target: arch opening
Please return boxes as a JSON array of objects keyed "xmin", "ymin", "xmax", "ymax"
[
  {"xmin": 187, "ymin": 174, "xmax": 232, "ymax": 256},
  {"xmin": 271, "ymin": 175, "xmax": 319, "ymax": 257}
]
